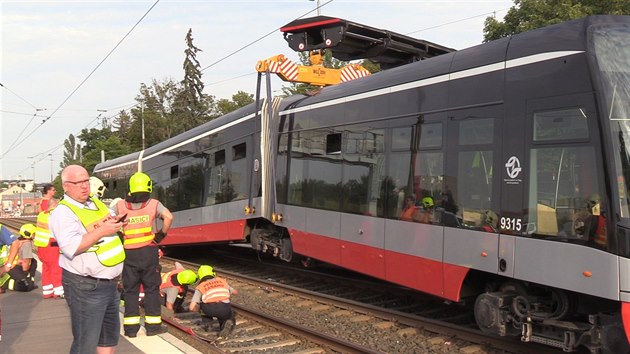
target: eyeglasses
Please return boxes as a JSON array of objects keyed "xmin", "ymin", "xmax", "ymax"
[{"xmin": 64, "ymin": 179, "xmax": 90, "ymax": 187}]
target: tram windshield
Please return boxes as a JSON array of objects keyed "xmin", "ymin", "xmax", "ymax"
[{"xmin": 591, "ymin": 25, "xmax": 630, "ymax": 220}]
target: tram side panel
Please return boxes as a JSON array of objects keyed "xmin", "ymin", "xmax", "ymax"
[
  {"xmin": 502, "ymin": 24, "xmax": 620, "ymax": 301},
  {"xmin": 142, "ymin": 118, "xmax": 261, "ymax": 245}
]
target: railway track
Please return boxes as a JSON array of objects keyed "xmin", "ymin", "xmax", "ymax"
[
  {"xmin": 2, "ymin": 217, "xmax": 563, "ymax": 353},
  {"xmin": 0, "ymin": 217, "xmax": 36, "ymax": 234},
  {"xmin": 160, "ymin": 252, "xmax": 561, "ymax": 354}
]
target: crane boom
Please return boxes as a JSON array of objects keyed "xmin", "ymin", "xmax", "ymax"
[{"xmin": 255, "ymin": 51, "xmax": 370, "ymax": 87}]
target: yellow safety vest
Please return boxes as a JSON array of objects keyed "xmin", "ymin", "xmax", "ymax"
[
  {"xmin": 0, "ymin": 245, "xmax": 10, "ymax": 287},
  {"xmin": 34, "ymin": 211, "xmax": 55, "ymax": 247},
  {"xmin": 59, "ymin": 197, "xmax": 126, "ymax": 267}
]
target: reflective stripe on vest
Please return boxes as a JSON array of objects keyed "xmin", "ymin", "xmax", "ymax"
[
  {"xmin": 59, "ymin": 197, "xmax": 126, "ymax": 267},
  {"xmin": 0, "ymin": 273, "xmax": 9, "ymax": 287},
  {"xmin": 34, "ymin": 211, "xmax": 55, "ymax": 247},
  {"xmin": 197, "ymin": 277, "xmax": 230, "ymax": 303},
  {"xmin": 117, "ymin": 199, "xmax": 158, "ymax": 249},
  {"xmin": 0, "ymin": 245, "xmax": 8, "ymax": 265},
  {"xmin": 160, "ymin": 269, "xmax": 184, "ymax": 293}
]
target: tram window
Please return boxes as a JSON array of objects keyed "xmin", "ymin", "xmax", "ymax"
[
  {"xmin": 342, "ymin": 128, "xmax": 385, "ymax": 216},
  {"xmin": 215, "ymin": 150, "xmax": 225, "ymax": 165},
  {"xmin": 419, "ymin": 123, "xmax": 442, "ymax": 149},
  {"xmin": 457, "ymin": 150, "xmax": 493, "ymax": 228},
  {"xmin": 386, "ymin": 152, "xmax": 412, "ymax": 219},
  {"xmin": 326, "ymin": 133, "xmax": 341, "ymax": 154},
  {"xmin": 170, "ymin": 166, "xmax": 179, "ymax": 180},
  {"xmin": 392, "ymin": 127, "xmax": 413, "ymax": 150},
  {"xmin": 527, "ymin": 146, "xmax": 607, "ymax": 248},
  {"xmin": 533, "ymin": 108, "xmax": 589, "ymax": 141},
  {"xmin": 460, "ymin": 118, "xmax": 494, "ymax": 145},
  {"xmin": 231, "ymin": 143, "xmax": 248, "ymax": 201},
  {"xmin": 233, "ymin": 143, "xmax": 246, "ymax": 160},
  {"xmin": 288, "ymin": 129, "xmax": 342, "ymax": 210}
]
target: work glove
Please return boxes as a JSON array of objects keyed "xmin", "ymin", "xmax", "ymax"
[{"xmin": 154, "ymin": 230, "xmax": 167, "ymax": 244}]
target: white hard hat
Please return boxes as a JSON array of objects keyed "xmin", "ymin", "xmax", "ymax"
[{"xmin": 89, "ymin": 176, "xmax": 106, "ymax": 199}]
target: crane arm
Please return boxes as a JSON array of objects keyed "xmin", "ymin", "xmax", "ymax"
[{"xmin": 255, "ymin": 52, "xmax": 370, "ymax": 87}]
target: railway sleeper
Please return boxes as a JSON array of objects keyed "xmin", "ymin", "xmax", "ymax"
[{"xmin": 475, "ymin": 290, "xmax": 628, "ymax": 353}]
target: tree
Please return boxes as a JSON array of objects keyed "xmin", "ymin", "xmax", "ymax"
[
  {"xmin": 112, "ymin": 109, "xmax": 133, "ymax": 145},
  {"xmin": 216, "ymin": 91, "xmax": 255, "ymax": 116},
  {"xmin": 61, "ymin": 134, "xmax": 81, "ymax": 168},
  {"xmin": 483, "ymin": 0, "xmax": 630, "ymax": 41},
  {"xmin": 80, "ymin": 135, "xmax": 132, "ymax": 173},
  {"xmin": 173, "ymin": 28, "xmax": 215, "ymax": 133}
]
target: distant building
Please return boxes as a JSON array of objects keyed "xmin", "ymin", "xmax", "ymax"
[{"xmin": 0, "ymin": 180, "xmax": 41, "ymax": 216}]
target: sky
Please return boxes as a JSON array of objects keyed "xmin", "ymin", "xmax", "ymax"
[{"xmin": 0, "ymin": 0, "xmax": 513, "ymax": 183}]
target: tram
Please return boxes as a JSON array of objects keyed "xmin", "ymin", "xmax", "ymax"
[{"xmin": 94, "ymin": 16, "xmax": 630, "ymax": 352}]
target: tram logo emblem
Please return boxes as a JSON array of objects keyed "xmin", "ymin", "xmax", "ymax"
[{"xmin": 505, "ymin": 156, "xmax": 522, "ymax": 179}]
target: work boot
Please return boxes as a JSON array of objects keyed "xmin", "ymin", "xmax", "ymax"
[
  {"xmin": 146, "ymin": 326, "xmax": 168, "ymax": 336},
  {"xmin": 218, "ymin": 319, "xmax": 235, "ymax": 337}
]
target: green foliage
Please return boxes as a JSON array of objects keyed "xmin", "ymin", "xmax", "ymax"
[
  {"xmin": 61, "ymin": 134, "xmax": 81, "ymax": 168},
  {"xmin": 483, "ymin": 0, "xmax": 630, "ymax": 42},
  {"xmin": 59, "ymin": 28, "xmax": 258, "ymax": 173},
  {"xmin": 216, "ymin": 91, "xmax": 254, "ymax": 116}
]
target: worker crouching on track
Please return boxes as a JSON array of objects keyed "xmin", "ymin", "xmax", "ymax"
[
  {"xmin": 189, "ymin": 265, "xmax": 237, "ymax": 337},
  {"xmin": 1, "ymin": 224, "xmax": 38, "ymax": 292},
  {"xmin": 116, "ymin": 172, "xmax": 173, "ymax": 337},
  {"xmin": 160, "ymin": 262, "xmax": 197, "ymax": 313}
]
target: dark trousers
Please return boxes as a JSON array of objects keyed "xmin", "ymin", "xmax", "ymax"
[
  {"xmin": 122, "ymin": 246, "xmax": 161, "ymax": 334},
  {"xmin": 200, "ymin": 302, "xmax": 234, "ymax": 330},
  {"xmin": 3, "ymin": 259, "xmax": 38, "ymax": 292}
]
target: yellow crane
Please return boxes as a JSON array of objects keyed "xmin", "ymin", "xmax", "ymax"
[{"xmin": 255, "ymin": 50, "xmax": 371, "ymax": 87}]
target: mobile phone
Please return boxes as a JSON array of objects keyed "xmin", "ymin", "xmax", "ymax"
[{"xmin": 116, "ymin": 214, "xmax": 128, "ymax": 223}]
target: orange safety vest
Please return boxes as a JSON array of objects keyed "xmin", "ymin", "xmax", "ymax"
[
  {"xmin": 160, "ymin": 268, "xmax": 185, "ymax": 293},
  {"xmin": 196, "ymin": 277, "xmax": 230, "ymax": 303},
  {"xmin": 594, "ymin": 215, "xmax": 607, "ymax": 246},
  {"xmin": 117, "ymin": 199, "xmax": 159, "ymax": 249}
]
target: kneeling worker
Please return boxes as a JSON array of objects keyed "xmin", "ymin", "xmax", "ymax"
[
  {"xmin": 2, "ymin": 224, "xmax": 38, "ymax": 292},
  {"xmin": 160, "ymin": 263, "xmax": 197, "ymax": 313},
  {"xmin": 189, "ymin": 265, "xmax": 237, "ymax": 337}
]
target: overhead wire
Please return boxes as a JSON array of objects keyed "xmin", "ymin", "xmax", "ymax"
[
  {"xmin": 200, "ymin": 0, "xmax": 332, "ymax": 72},
  {"xmin": 0, "ymin": 0, "xmax": 161, "ymax": 159},
  {"xmin": 8, "ymin": 1, "xmax": 508, "ymax": 179},
  {"xmin": 0, "ymin": 82, "xmax": 40, "ymax": 110},
  {"xmin": 14, "ymin": 105, "xmax": 133, "ymax": 178}
]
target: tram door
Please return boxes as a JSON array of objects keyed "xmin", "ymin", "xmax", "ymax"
[{"xmin": 443, "ymin": 105, "xmax": 503, "ymax": 276}]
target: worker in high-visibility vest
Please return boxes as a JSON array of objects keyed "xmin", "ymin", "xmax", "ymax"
[
  {"xmin": 116, "ymin": 172, "xmax": 173, "ymax": 337},
  {"xmin": 189, "ymin": 265, "xmax": 238, "ymax": 337},
  {"xmin": 160, "ymin": 263, "xmax": 197, "ymax": 313},
  {"xmin": 0, "ymin": 223, "xmax": 19, "ymax": 342},
  {"xmin": 34, "ymin": 199, "xmax": 64, "ymax": 298},
  {"xmin": 49, "ymin": 165, "xmax": 126, "ymax": 354},
  {"xmin": 1, "ymin": 224, "xmax": 38, "ymax": 292}
]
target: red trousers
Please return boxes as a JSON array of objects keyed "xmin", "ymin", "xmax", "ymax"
[{"xmin": 38, "ymin": 246, "xmax": 63, "ymax": 297}]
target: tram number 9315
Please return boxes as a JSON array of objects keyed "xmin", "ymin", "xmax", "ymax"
[{"xmin": 500, "ymin": 217, "xmax": 522, "ymax": 231}]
